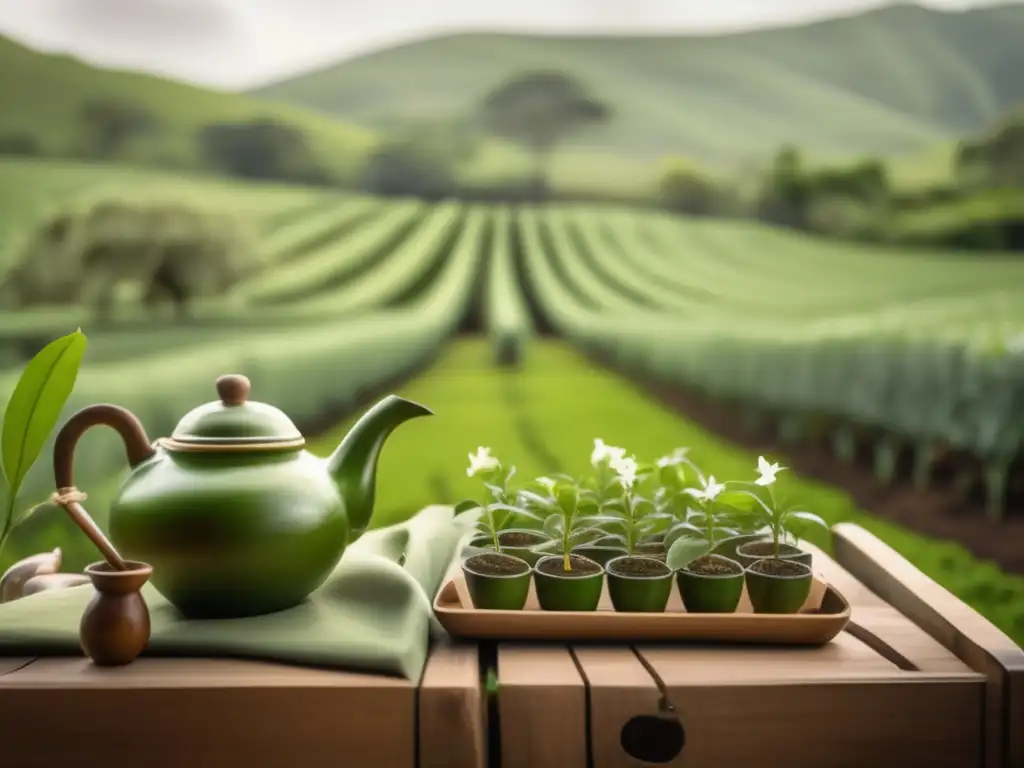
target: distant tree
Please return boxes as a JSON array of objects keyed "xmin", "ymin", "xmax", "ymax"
[
  {"xmin": 197, "ymin": 119, "xmax": 329, "ymax": 184},
  {"xmin": 659, "ymin": 160, "xmax": 725, "ymax": 216},
  {"xmin": 757, "ymin": 145, "xmax": 811, "ymax": 228},
  {"xmin": 812, "ymin": 159, "xmax": 889, "ymax": 204},
  {"xmin": 78, "ymin": 98, "xmax": 159, "ymax": 158},
  {"xmin": 955, "ymin": 112, "xmax": 1024, "ymax": 188},
  {"xmin": 360, "ymin": 117, "xmax": 480, "ymax": 199},
  {"xmin": 0, "ymin": 133, "xmax": 39, "ymax": 156},
  {"xmin": 480, "ymin": 71, "xmax": 610, "ymax": 197}
]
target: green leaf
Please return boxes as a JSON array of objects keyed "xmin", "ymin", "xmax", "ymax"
[
  {"xmin": 663, "ymin": 522, "xmax": 706, "ymax": 549},
  {"xmin": 782, "ymin": 510, "xmax": 830, "ymax": 538},
  {"xmin": 513, "ymin": 507, "xmax": 546, "ymax": 523},
  {"xmin": 454, "ymin": 500, "xmax": 481, "ymax": 515},
  {"xmin": 517, "ymin": 489, "xmax": 552, "ymax": 509},
  {"xmin": 531, "ymin": 538, "xmax": 563, "ymax": 554},
  {"xmin": 543, "ymin": 512, "xmax": 564, "ymax": 538},
  {"xmin": 667, "ymin": 537, "xmax": 711, "ymax": 570},
  {"xmin": 556, "ymin": 485, "xmax": 579, "ymax": 515},
  {"xmin": 2, "ymin": 329, "xmax": 87, "ymax": 497},
  {"xmin": 716, "ymin": 490, "xmax": 758, "ymax": 510},
  {"xmin": 568, "ymin": 527, "xmax": 606, "ymax": 546},
  {"xmin": 659, "ymin": 465, "xmax": 683, "ymax": 489}
]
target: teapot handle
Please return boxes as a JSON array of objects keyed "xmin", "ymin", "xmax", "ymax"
[{"xmin": 51, "ymin": 405, "xmax": 157, "ymax": 571}]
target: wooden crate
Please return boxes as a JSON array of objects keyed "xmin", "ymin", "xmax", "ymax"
[{"xmin": 0, "ymin": 523, "xmax": 1020, "ymax": 768}]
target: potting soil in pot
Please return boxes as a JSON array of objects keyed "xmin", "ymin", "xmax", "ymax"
[
  {"xmin": 467, "ymin": 553, "xmax": 530, "ymax": 575},
  {"xmin": 536, "ymin": 554, "xmax": 602, "ymax": 577}
]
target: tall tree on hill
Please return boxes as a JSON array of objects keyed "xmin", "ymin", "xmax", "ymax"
[{"xmin": 480, "ymin": 71, "xmax": 610, "ymax": 197}]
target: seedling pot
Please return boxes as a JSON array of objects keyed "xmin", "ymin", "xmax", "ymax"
[
  {"xmin": 734, "ymin": 540, "xmax": 812, "ymax": 570},
  {"xmin": 497, "ymin": 528, "xmax": 551, "ymax": 566},
  {"xmin": 745, "ymin": 558, "xmax": 813, "ymax": 614},
  {"xmin": 573, "ymin": 541, "xmax": 628, "ymax": 567},
  {"xmin": 711, "ymin": 532, "xmax": 769, "ymax": 562},
  {"xmin": 675, "ymin": 554, "xmax": 744, "ymax": 613},
  {"xmin": 533, "ymin": 554, "xmax": 604, "ymax": 611},
  {"xmin": 634, "ymin": 541, "xmax": 668, "ymax": 560},
  {"xmin": 462, "ymin": 552, "xmax": 532, "ymax": 611},
  {"xmin": 606, "ymin": 555, "xmax": 673, "ymax": 613}
]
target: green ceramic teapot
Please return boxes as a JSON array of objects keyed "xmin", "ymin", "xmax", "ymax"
[{"xmin": 51, "ymin": 374, "xmax": 432, "ymax": 619}]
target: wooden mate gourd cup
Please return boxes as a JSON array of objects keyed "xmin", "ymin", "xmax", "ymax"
[{"xmin": 51, "ymin": 404, "xmax": 155, "ymax": 666}]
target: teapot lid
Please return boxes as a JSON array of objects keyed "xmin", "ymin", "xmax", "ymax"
[{"xmin": 164, "ymin": 375, "xmax": 305, "ymax": 451}]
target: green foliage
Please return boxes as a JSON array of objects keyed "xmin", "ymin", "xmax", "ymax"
[
  {"xmin": 455, "ymin": 460, "xmax": 541, "ymax": 551},
  {"xmin": 956, "ymin": 110, "xmax": 1024, "ymax": 189},
  {"xmin": 480, "ymin": 71, "xmax": 610, "ymax": 191},
  {"xmin": 658, "ymin": 160, "xmax": 730, "ymax": 216},
  {"xmin": 0, "ymin": 329, "xmax": 87, "ymax": 559},
  {"xmin": 78, "ymin": 98, "xmax": 160, "ymax": 158},
  {"xmin": 198, "ymin": 119, "xmax": 332, "ymax": 185},
  {"xmin": 486, "ymin": 209, "xmax": 533, "ymax": 367},
  {"xmin": 2, "ymin": 198, "xmax": 253, "ymax": 319},
  {"xmin": 360, "ymin": 117, "xmax": 480, "ymax": 199}
]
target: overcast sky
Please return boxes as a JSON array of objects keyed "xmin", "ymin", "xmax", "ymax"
[{"xmin": 0, "ymin": 0, "xmax": 1015, "ymax": 90}]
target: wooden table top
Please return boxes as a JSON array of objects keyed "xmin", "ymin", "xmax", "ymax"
[{"xmin": 0, "ymin": 523, "xmax": 1020, "ymax": 768}]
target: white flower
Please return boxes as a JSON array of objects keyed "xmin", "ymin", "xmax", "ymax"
[
  {"xmin": 656, "ymin": 447, "xmax": 690, "ymax": 468},
  {"xmin": 684, "ymin": 475, "xmax": 725, "ymax": 502},
  {"xmin": 755, "ymin": 456, "xmax": 785, "ymax": 486},
  {"xmin": 466, "ymin": 446, "xmax": 500, "ymax": 477},
  {"xmin": 611, "ymin": 455, "xmax": 638, "ymax": 490},
  {"xmin": 591, "ymin": 438, "xmax": 626, "ymax": 467}
]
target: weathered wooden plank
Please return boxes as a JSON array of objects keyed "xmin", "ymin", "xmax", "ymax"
[
  {"xmin": 418, "ymin": 642, "xmax": 485, "ymax": 768},
  {"xmin": 638, "ymin": 632, "xmax": 900, "ymax": 684},
  {"xmin": 0, "ymin": 657, "xmax": 416, "ymax": 768},
  {"xmin": 803, "ymin": 540, "xmax": 976, "ymax": 674},
  {"xmin": 637, "ymin": 639, "xmax": 983, "ymax": 767},
  {"xmin": 570, "ymin": 645, "xmax": 666, "ymax": 768},
  {"xmin": 833, "ymin": 522, "xmax": 1024, "ymax": 768},
  {"xmin": 497, "ymin": 644, "xmax": 587, "ymax": 768}
]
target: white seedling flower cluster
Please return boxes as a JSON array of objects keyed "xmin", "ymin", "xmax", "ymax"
[
  {"xmin": 590, "ymin": 438, "xmax": 625, "ymax": 467},
  {"xmin": 656, "ymin": 447, "xmax": 690, "ymax": 468},
  {"xmin": 755, "ymin": 455, "xmax": 785, "ymax": 486},
  {"xmin": 684, "ymin": 475, "xmax": 725, "ymax": 502},
  {"xmin": 466, "ymin": 446, "xmax": 500, "ymax": 477},
  {"xmin": 591, "ymin": 438, "xmax": 638, "ymax": 490}
]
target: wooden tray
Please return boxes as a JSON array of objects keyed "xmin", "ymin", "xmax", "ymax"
[{"xmin": 434, "ymin": 571, "xmax": 851, "ymax": 645}]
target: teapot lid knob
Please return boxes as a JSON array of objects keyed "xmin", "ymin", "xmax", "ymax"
[{"xmin": 216, "ymin": 374, "xmax": 251, "ymax": 406}]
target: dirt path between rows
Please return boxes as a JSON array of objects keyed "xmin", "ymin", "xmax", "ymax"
[{"xmin": 602, "ymin": 363, "xmax": 1024, "ymax": 575}]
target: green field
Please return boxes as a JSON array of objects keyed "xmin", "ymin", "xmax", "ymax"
[
  {"xmin": 0, "ymin": 159, "xmax": 1022, "ymax": 646},
  {"xmin": 254, "ymin": 3, "xmax": 1024, "ymax": 172}
]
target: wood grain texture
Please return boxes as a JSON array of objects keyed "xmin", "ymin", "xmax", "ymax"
[
  {"xmin": 832, "ymin": 522, "xmax": 1024, "ymax": 768},
  {"xmin": 497, "ymin": 644, "xmax": 587, "ymax": 768},
  {"xmin": 418, "ymin": 642, "xmax": 485, "ymax": 768},
  {"xmin": 0, "ymin": 657, "xmax": 416, "ymax": 768}
]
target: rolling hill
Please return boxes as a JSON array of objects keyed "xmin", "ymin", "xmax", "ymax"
[
  {"xmin": 251, "ymin": 3, "xmax": 1024, "ymax": 168},
  {"xmin": 0, "ymin": 34, "xmax": 374, "ymax": 181}
]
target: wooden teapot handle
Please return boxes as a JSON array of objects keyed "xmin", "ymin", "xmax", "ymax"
[{"xmin": 52, "ymin": 405, "xmax": 158, "ymax": 571}]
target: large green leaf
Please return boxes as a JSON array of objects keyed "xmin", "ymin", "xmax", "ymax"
[
  {"xmin": 667, "ymin": 537, "xmax": 712, "ymax": 571},
  {"xmin": 1, "ymin": 329, "xmax": 87, "ymax": 498}
]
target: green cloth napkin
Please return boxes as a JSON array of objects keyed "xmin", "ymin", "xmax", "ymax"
[{"xmin": 0, "ymin": 505, "xmax": 472, "ymax": 681}]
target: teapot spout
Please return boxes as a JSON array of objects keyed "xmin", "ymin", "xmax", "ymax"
[{"xmin": 325, "ymin": 394, "xmax": 433, "ymax": 540}]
